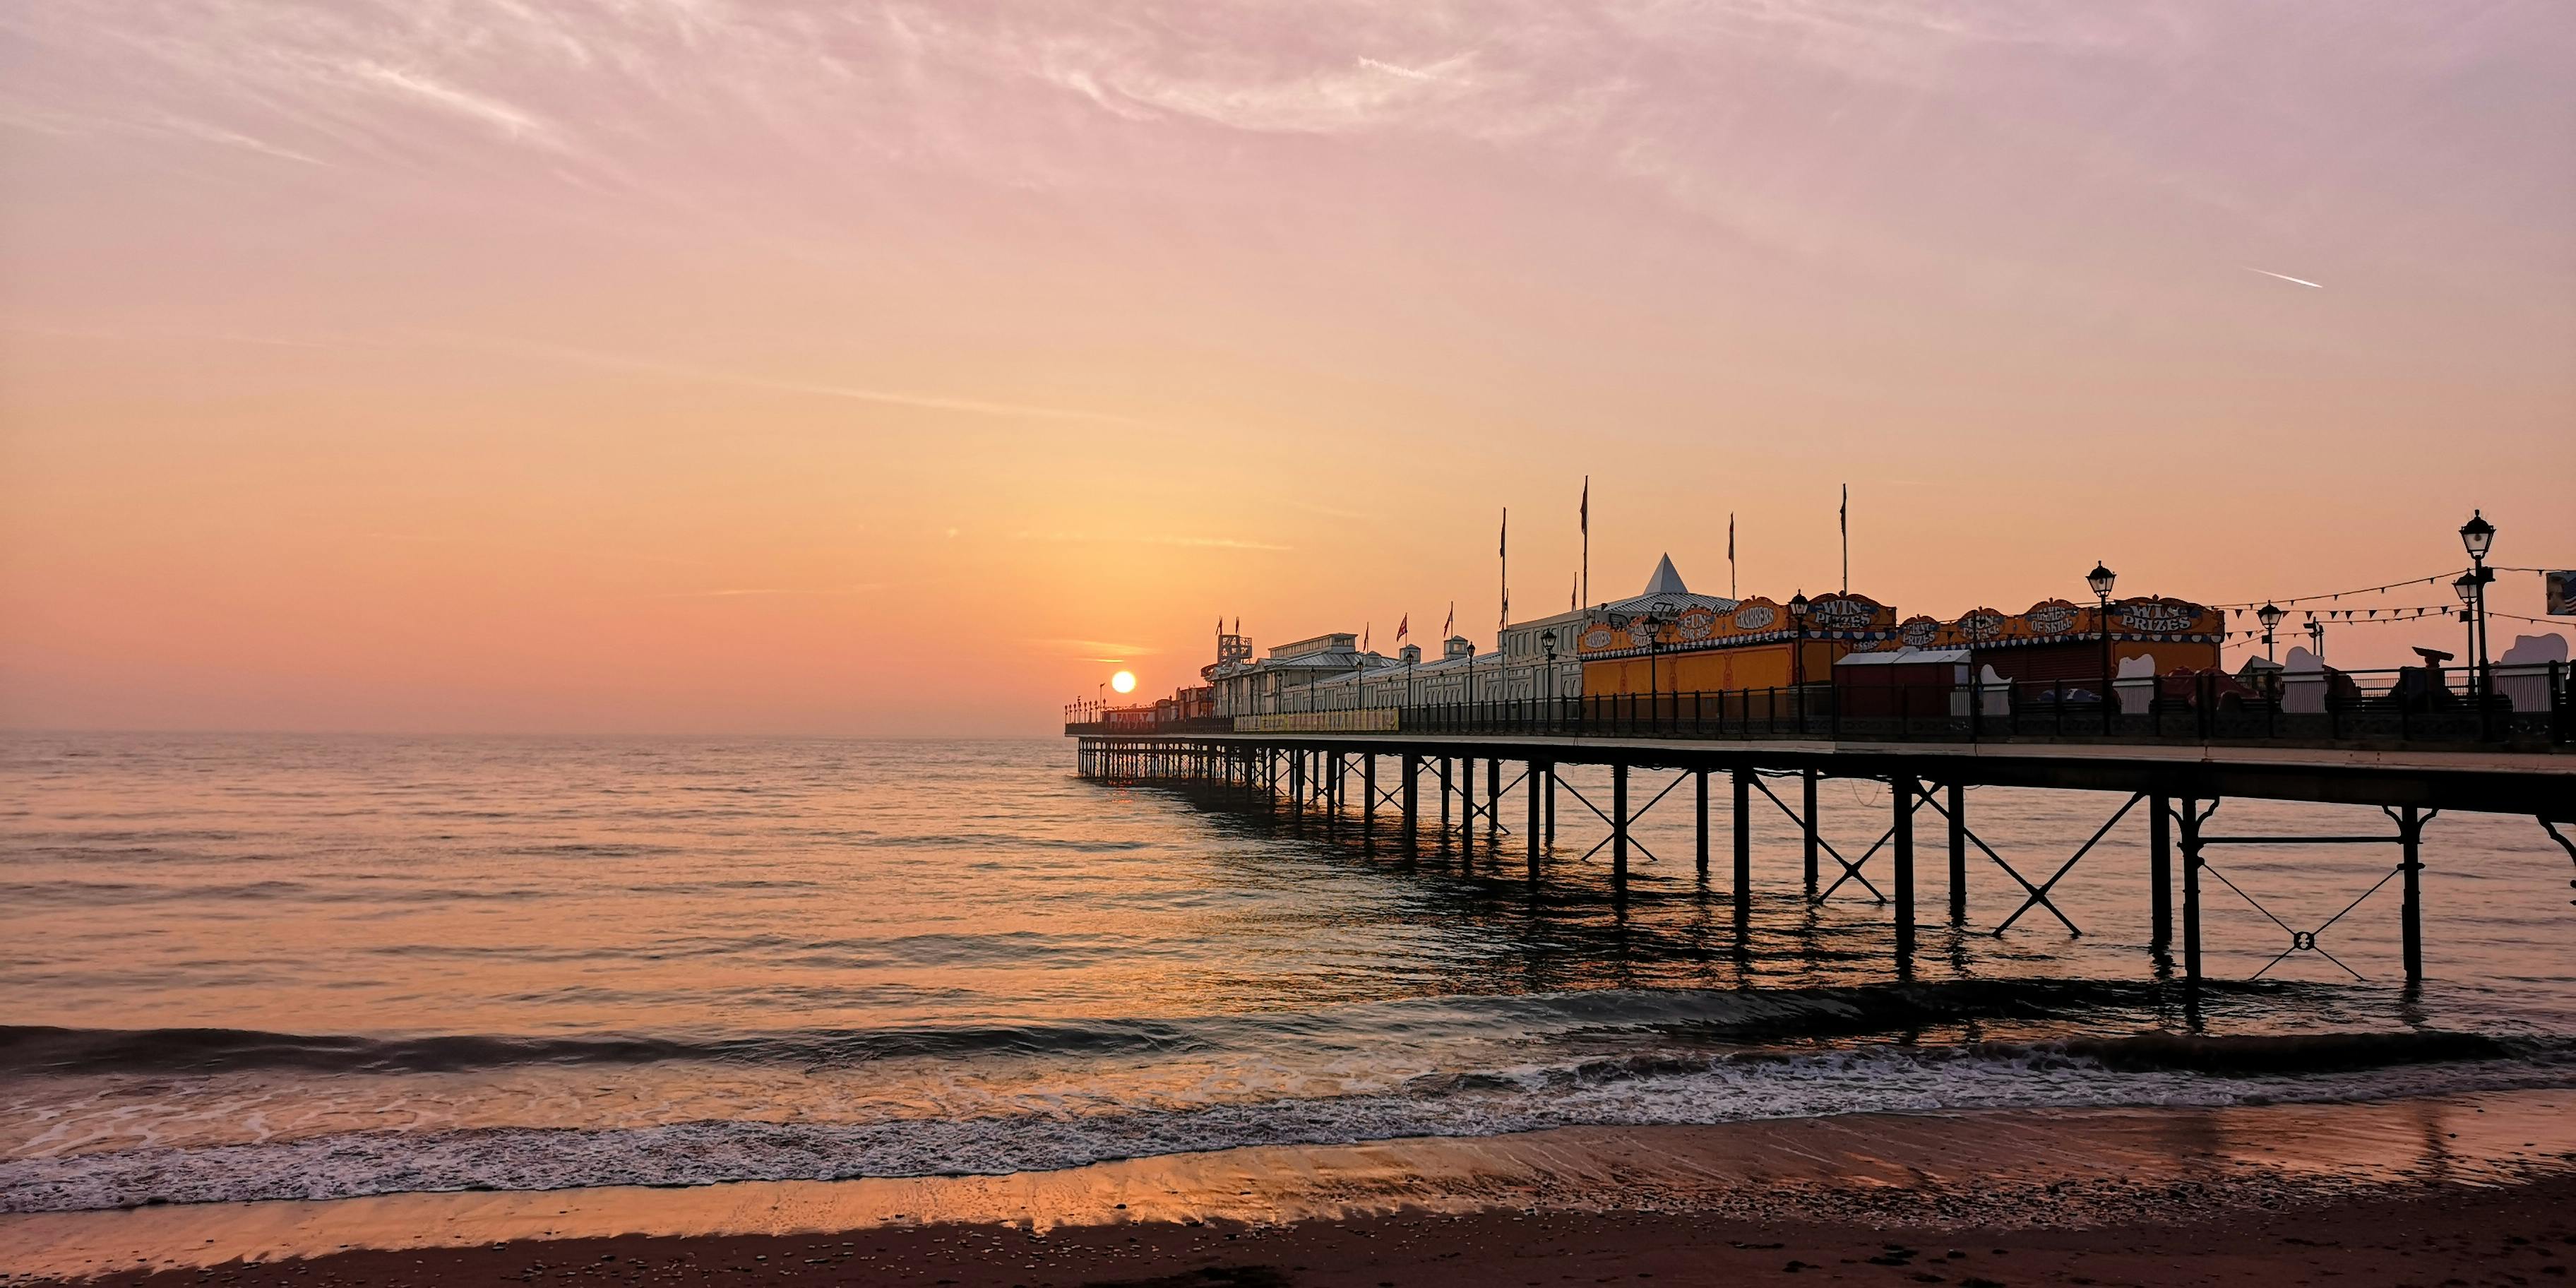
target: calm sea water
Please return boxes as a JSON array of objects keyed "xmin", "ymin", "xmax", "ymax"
[{"xmin": 3, "ymin": 734, "xmax": 2572, "ymax": 1212}]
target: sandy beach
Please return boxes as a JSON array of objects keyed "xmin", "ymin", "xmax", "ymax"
[{"xmin": 8, "ymin": 1087, "xmax": 2574, "ymax": 1286}]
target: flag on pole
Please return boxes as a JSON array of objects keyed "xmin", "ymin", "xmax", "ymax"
[
  {"xmin": 1728, "ymin": 513, "xmax": 1736, "ymax": 599},
  {"xmin": 1362, "ymin": 623, "xmax": 1371, "ymax": 652},
  {"xmin": 1839, "ymin": 483, "xmax": 1849, "ymax": 594},
  {"xmin": 1443, "ymin": 602, "xmax": 1454, "ymax": 637},
  {"xmin": 1397, "ymin": 614, "xmax": 1409, "ymax": 642},
  {"xmin": 1579, "ymin": 475, "xmax": 1590, "ymax": 607}
]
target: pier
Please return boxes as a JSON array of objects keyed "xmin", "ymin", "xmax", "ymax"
[{"xmin": 1069, "ymin": 708, "xmax": 2576, "ymax": 992}]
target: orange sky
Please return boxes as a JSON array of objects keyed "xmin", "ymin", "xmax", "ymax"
[{"xmin": 3, "ymin": 1, "xmax": 2571, "ymax": 734}]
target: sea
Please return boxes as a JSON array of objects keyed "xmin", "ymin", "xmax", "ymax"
[{"xmin": 4, "ymin": 733, "xmax": 2573, "ymax": 1215}]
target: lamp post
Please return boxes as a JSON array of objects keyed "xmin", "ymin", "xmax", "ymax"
[
  {"xmin": 2087, "ymin": 562, "xmax": 2117, "ymax": 734},
  {"xmin": 1640, "ymin": 613, "xmax": 1665, "ymax": 725},
  {"xmin": 2453, "ymin": 573, "xmax": 2479, "ymax": 699},
  {"xmin": 1787, "ymin": 592, "xmax": 1811, "ymax": 732},
  {"xmin": 2306, "ymin": 618, "xmax": 2325, "ymax": 667},
  {"xmin": 1541, "ymin": 631, "xmax": 1558, "ymax": 706},
  {"xmin": 2257, "ymin": 602, "xmax": 2285, "ymax": 665},
  {"xmin": 2459, "ymin": 511, "xmax": 2496, "ymax": 705}
]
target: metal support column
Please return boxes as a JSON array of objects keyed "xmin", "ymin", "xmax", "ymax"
[
  {"xmin": 1363, "ymin": 754, "xmax": 1377, "ymax": 841},
  {"xmin": 2181, "ymin": 799, "xmax": 2206, "ymax": 987},
  {"xmin": 1545, "ymin": 765, "xmax": 1557, "ymax": 845},
  {"xmin": 1527, "ymin": 761, "xmax": 1543, "ymax": 874},
  {"xmin": 1401, "ymin": 754, "xmax": 1419, "ymax": 854},
  {"xmin": 2401, "ymin": 805, "xmax": 2423, "ymax": 982},
  {"xmin": 1733, "ymin": 765, "xmax": 1752, "ymax": 916},
  {"xmin": 1947, "ymin": 780, "xmax": 1967, "ymax": 924},
  {"xmin": 1695, "ymin": 770, "xmax": 1710, "ymax": 876},
  {"xmin": 1439, "ymin": 758, "xmax": 1453, "ymax": 835},
  {"xmin": 2149, "ymin": 794, "xmax": 2172, "ymax": 947},
  {"xmin": 1486, "ymin": 758, "xmax": 1501, "ymax": 834},
  {"xmin": 1892, "ymin": 774, "xmax": 1916, "ymax": 958},
  {"xmin": 1801, "ymin": 769, "xmax": 1819, "ymax": 893},
  {"xmin": 1612, "ymin": 763, "xmax": 1630, "ymax": 883}
]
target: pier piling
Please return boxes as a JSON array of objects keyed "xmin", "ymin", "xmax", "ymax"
[
  {"xmin": 1363, "ymin": 753, "xmax": 1376, "ymax": 841},
  {"xmin": 1612, "ymin": 763, "xmax": 1630, "ymax": 882},
  {"xmin": 1893, "ymin": 774, "xmax": 1916, "ymax": 958},
  {"xmin": 1486, "ymin": 758, "xmax": 1501, "ymax": 835},
  {"xmin": 1734, "ymin": 766, "xmax": 1752, "ymax": 917},
  {"xmin": 2181, "ymin": 799, "xmax": 2208, "ymax": 987},
  {"xmin": 2150, "ymin": 795, "xmax": 2172, "ymax": 947},
  {"xmin": 1527, "ymin": 761, "xmax": 1544, "ymax": 873},
  {"xmin": 1695, "ymin": 770, "xmax": 1710, "ymax": 876},
  {"xmin": 1401, "ymin": 754, "xmax": 1420, "ymax": 854},
  {"xmin": 2401, "ymin": 804, "xmax": 2423, "ymax": 982},
  {"xmin": 1948, "ymin": 781, "xmax": 1967, "ymax": 923},
  {"xmin": 1438, "ymin": 758, "xmax": 1453, "ymax": 837},
  {"xmin": 1802, "ymin": 769, "xmax": 1820, "ymax": 893}
]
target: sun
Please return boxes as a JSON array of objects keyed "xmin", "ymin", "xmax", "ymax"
[{"xmin": 1110, "ymin": 670, "xmax": 1137, "ymax": 694}]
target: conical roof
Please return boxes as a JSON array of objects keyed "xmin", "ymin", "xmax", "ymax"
[{"xmin": 1642, "ymin": 554, "xmax": 1688, "ymax": 596}]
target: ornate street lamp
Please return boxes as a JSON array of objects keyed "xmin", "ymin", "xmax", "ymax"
[
  {"xmin": 2453, "ymin": 573, "xmax": 2479, "ymax": 696},
  {"xmin": 1640, "ymin": 612, "xmax": 1666, "ymax": 720},
  {"xmin": 2306, "ymin": 617, "xmax": 2325, "ymax": 667},
  {"xmin": 1788, "ymin": 592, "xmax": 1811, "ymax": 733},
  {"xmin": 1541, "ymin": 630, "xmax": 1558, "ymax": 704},
  {"xmin": 2087, "ymin": 563, "xmax": 2117, "ymax": 732},
  {"xmin": 2459, "ymin": 511, "xmax": 2495, "ymax": 559},
  {"xmin": 2459, "ymin": 511, "xmax": 2496, "ymax": 703},
  {"xmin": 2256, "ymin": 602, "xmax": 2285, "ymax": 665}
]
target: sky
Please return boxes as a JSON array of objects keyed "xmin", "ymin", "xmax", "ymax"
[{"xmin": 1, "ymin": 0, "xmax": 2571, "ymax": 735}]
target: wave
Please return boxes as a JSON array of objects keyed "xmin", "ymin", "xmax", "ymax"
[
  {"xmin": 0, "ymin": 1022, "xmax": 1207, "ymax": 1078},
  {"xmin": 6, "ymin": 1035, "xmax": 2572, "ymax": 1213},
  {"xmin": 0, "ymin": 978, "xmax": 2535, "ymax": 1080}
]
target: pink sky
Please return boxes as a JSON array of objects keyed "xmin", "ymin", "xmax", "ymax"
[{"xmin": 2, "ymin": 0, "xmax": 2571, "ymax": 734}]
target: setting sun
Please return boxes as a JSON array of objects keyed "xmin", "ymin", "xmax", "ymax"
[{"xmin": 1110, "ymin": 671, "xmax": 1136, "ymax": 695}]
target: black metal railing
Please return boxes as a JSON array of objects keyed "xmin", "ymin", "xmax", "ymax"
[{"xmin": 1068, "ymin": 661, "xmax": 2572, "ymax": 748}]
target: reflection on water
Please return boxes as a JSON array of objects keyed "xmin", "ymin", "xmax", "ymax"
[{"xmin": 1, "ymin": 734, "xmax": 2570, "ymax": 1210}]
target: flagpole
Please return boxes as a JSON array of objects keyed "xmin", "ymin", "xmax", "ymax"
[
  {"xmin": 1839, "ymin": 483, "xmax": 1849, "ymax": 595},
  {"xmin": 1580, "ymin": 476, "xmax": 1590, "ymax": 609}
]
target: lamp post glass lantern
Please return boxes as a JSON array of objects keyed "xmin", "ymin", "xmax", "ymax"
[
  {"xmin": 2087, "ymin": 564, "xmax": 2116, "ymax": 731},
  {"xmin": 2458, "ymin": 511, "xmax": 2496, "ymax": 702},
  {"xmin": 2257, "ymin": 602, "xmax": 2284, "ymax": 664}
]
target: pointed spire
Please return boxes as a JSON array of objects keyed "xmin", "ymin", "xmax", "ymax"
[{"xmin": 1642, "ymin": 553, "xmax": 1688, "ymax": 596}]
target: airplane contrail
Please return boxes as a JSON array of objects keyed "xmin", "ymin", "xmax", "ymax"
[{"xmin": 2243, "ymin": 267, "xmax": 2325, "ymax": 289}]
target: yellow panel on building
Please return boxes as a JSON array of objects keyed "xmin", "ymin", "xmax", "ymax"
[{"xmin": 1582, "ymin": 640, "xmax": 1849, "ymax": 697}]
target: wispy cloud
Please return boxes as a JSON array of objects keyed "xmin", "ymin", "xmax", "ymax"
[
  {"xmin": 10, "ymin": 322, "xmax": 1144, "ymax": 429},
  {"xmin": 2243, "ymin": 267, "xmax": 2325, "ymax": 290},
  {"xmin": 1015, "ymin": 530, "xmax": 1294, "ymax": 551},
  {"xmin": 1030, "ymin": 638, "xmax": 1160, "ymax": 656},
  {"xmin": 449, "ymin": 335, "xmax": 1152, "ymax": 427},
  {"xmin": 343, "ymin": 60, "xmax": 559, "ymax": 147},
  {"xmin": 651, "ymin": 584, "xmax": 888, "ymax": 598}
]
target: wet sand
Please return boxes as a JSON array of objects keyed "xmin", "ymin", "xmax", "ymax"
[{"xmin": 7, "ymin": 1088, "xmax": 2575, "ymax": 1284}]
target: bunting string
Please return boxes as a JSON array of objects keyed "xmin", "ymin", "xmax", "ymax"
[{"xmin": 2210, "ymin": 566, "xmax": 2558, "ymax": 611}]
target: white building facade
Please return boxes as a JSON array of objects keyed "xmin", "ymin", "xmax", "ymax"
[{"xmin": 1206, "ymin": 556, "xmax": 1734, "ymax": 713}]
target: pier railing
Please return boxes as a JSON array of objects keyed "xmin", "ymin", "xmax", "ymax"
[{"xmin": 1068, "ymin": 662, "xmax": 2571, "ymax": 749}]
